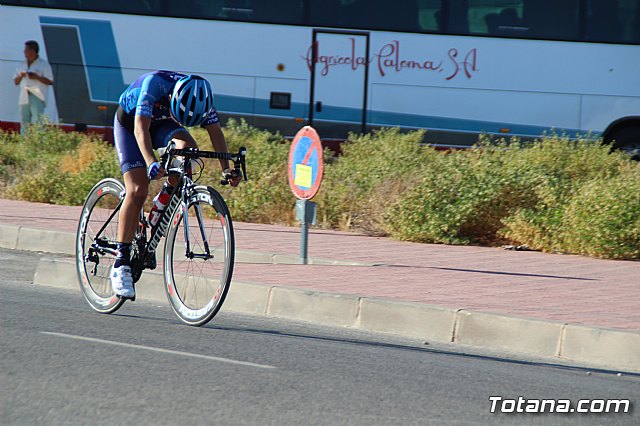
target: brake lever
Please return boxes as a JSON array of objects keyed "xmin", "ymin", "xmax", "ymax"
[
  {"xmin": 158, "ymin": 142, "xmax": 176, "ymax": 173},
  {"xmin": 238, "ymin": 147, "xmax": 248, "ymax": 181}
]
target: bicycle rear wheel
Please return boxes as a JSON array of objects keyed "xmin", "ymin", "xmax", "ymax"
[
  {"xmin": 164, "ymin": 186, "xmax": 234, "ymax": 326},
  {"xmin": 76, "ymin": 178, "xmax": 126, "ymax": 313}
]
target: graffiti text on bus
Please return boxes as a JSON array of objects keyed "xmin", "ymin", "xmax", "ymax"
[
  {"xmin": 304, "ymin": 39, "xmax": 369, "ymax": 76},
  {"xmin": 446, "ymin": 48, "xmax": 478, "ymax": 80},
  {"xmin": 376, "ymin": 40, "xmax": 443, "ymax": 76},
  {"xmin": 304, "ymin": 39, "xmax": 478, "ymax": 80}
]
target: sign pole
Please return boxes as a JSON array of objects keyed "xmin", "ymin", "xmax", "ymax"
[
  {"xmin": 288, "ymin": 126, "xmax": 324, "ymax": 265},
  {"xmin": 296, "ymin": 198, "xmax": 317, "ymax": 264},
  {"xmin": 301, "ymin": 202, "xmax": 309, "ymax": 265}
]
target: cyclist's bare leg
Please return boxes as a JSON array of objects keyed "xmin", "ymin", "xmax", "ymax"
[
  {"xmin": 117, "ymin": 168, "xmax": 149, "ymax": 243},
  {"xmin": 116, "ymin": 130, "xmax": 196, "ymax": 243},
  {"xmin": 171, "ymin": 130, "xmax": 197, "ymax": 148},
  {"xmin": 166, "ymin": 130, "xmax": 197, "ymax": 187}
]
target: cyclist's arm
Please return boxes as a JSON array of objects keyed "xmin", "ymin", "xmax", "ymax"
[
  {"xmin": 133, "ymin": 74, "xmax": 161, "ymax": 170},
  {"xmin": 133, "ymin": 115, "xmax": 157, "ymax": 167},
  {"xmin": 204, "ymin": 122, "xmax": 231, "ymax": 171},
  {"xmin": 205, "ymin": 122, "xmax": 240, "ymax": 186}
]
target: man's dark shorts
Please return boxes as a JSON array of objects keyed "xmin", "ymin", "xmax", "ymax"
[{"xmin": 113, "ymin": 107, "xmax": 185, "ymax": 174}]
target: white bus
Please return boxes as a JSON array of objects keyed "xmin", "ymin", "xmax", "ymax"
[{"xmin": 1, "ymin": 0, "xmax": 639, "ymax": 154}]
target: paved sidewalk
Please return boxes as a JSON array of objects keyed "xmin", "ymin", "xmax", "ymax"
[{"xmin": 1, "ymin": 197, "xmax": 639, "ymax": 331}]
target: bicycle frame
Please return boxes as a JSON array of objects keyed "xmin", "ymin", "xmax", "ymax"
[
  {"xmin": 88, "ymin": 146, "xmax": 246, "ymax": 277},
  {"xmin": 88, "ymin": 167, "xmax": 205, "ymax": 271},
  {"xmin": 144, "ymin": 181, "xmax": 183, "ymax": 262},
  {"xmin": 144, "ymin": 172, "xmax": 214, "ymax": 266}
]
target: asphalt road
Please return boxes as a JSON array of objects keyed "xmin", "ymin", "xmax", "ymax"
[{"xmin": 1, "ymin": 248, "xmax": 639, "ymax": 426}]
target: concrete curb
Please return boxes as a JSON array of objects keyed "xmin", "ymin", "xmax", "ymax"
[
  {"xmin": 3, "ymin": 225, "xmax": 375, "ymax": 266},
  {"xmin": 357, "ymin": 298, "xmax": 458, "ymax": 342},
  {"xmin": 33, "ymin": 256, "xmax": 640, "ymax": 374},
  {"xmin": 0, "ymin": 224, "xmax": 20, "ymax": 249},
  {"xmin": 561, "ymin": 325, "xmax": 640, "ymax": 373},
  {"xmin": 454, "ymin": 310, "xmax": 565, "ymax": 358}
]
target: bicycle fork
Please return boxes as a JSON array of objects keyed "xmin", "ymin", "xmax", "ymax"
[{"xmin": 182, "ymin": 198, "xmax": 213, "ymax": 260}]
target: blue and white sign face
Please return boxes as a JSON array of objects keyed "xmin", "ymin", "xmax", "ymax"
[{"xmin": 288, "ymin": 126, "xmax": 324, "ymax": 200}]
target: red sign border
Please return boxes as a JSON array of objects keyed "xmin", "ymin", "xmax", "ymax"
[{"xmin": 288, "ymin": 126, "xmax": 324, "ymax": 200}]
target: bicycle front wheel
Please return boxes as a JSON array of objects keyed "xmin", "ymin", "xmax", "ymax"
[
  {"xmin": 76, "ymin": 178, "xmax": 126, "ymax": 313},
  {"xmin": 164, "ymin": 186, "xmax": 234, "ymax": 326}
]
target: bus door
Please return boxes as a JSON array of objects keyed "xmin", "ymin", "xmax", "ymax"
[{"xmin": 309, "ymin": 30, "xmax": 370, "ymax": 139}]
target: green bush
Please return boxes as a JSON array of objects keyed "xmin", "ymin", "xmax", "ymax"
[
  {"xmin": 498, "ymin": 135, "xmax": 628, "ymax": 252},
  {"xmin": 315, "ymin": 128, "xmax": 432, "ymax": 232},
  {"xmin": 190, "ymin": 119, "xmax": 294, "ymax": 224},
  {"xmin": 2, "ymin": 123, "xmax": 639, "ymax": 260},
  {"xmin": 383, "ymin": 141, "xmax": 538, "ymax": 244},
  {"xmin": 56, "ymin": 140, "xmax": 122, "ymax": 205},
  {"xmin": 0, "ymin": 126, "xmax": 120, "ymax": 204},
  {"xmin": 5, "ymin": 162, "xmax": 68, "ymax": 203},
  {"xmin": 561, "ymin": 164, "xmax": 640, "ymax": 259}
]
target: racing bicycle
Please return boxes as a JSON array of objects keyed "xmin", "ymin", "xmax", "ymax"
[{"xmin": 75, "ymin": 145, "xmax": 247, "ymax": 326}]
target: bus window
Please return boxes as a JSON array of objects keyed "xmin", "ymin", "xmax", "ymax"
[
  {"xmin": 381, "ymin": 0, "xmax": 422, "ymax": 31},
  {"xmin": 250, "ymin": 0, "xmax": 304, "ymax": 25},
  {"xmin": 308, "ymin": 0, "xmax": 340, "ymax": 27},
  {"xmin": 308, "ymin": 0, "xmax": 343, "ymax": 27},
  {"xmin": 587, "ymin": 0, "xmax": 640, "ymax": 43},
  {"xmin": 466, "ymin": 0, "xmax": 527, "ymax": 37},
  {"xmin": 633, "ymin": 0, "xmax": 640, "ymax": 43},
  {"xmin": 4, "ymin": 0, "xmax": 38, "ymax": 5},
  {"xmin": 166, "ymin": 0, "xmax": 226, "ymax": 19},
  {"xmin": 221, "ymin": 0, "xmax": 253, "ymax": 20},
  {"xmin": 344, "ymin": 0, "xmax": 421, "ymax": 31},
  {"xmin": 75, "ymin": 0, "xmax": 163, "ymax": 15},
  {"xmin": 310, "ymin": 0, "xmax": 421, "ymax": 32},
  {"xmin": 447, "ymin": 0, "xmax": 470, "ymax": 34},
  {"xmin": 586, "ymin": 0, "xmax": 621, "ymax": 42},
  {"xmin": 522, "ymin": 0, "xmax": 579, "ymax": 40},
  {"xmin": 417, "ymin": 0, "xmax": 443, "ymax": 32}
]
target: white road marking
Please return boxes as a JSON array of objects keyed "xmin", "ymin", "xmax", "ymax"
[{"xmin": 40, "ymin": 331, "xmax": 276, "ymax": 370}]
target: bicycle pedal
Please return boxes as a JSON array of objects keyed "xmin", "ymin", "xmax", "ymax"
[
  {"xmin": 144, "ymin": 253, "xmax": 157, "ymax": 270},
  {"xmin": 118, "ymin": 294, "xmax": 136, "ymax": 302}
]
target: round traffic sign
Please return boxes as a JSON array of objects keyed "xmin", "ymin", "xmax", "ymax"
[{"xmin": 288, "ymin": 126, "xmax": 324, "ymax": 200}]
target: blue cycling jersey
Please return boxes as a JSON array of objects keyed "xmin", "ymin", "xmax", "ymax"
[{"xmin": 118, "ymin": 70, "xmax": 219, "ymax": 127}]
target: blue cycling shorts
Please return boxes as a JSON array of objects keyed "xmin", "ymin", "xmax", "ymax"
[{"xmin": 113, "ymin": 108, "xmax": 186, "ymax": 174}]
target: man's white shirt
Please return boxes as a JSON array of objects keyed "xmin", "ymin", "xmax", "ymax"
[{"xmin": 14, "ymin": 57, "xmax": 54, "ymax": 105}]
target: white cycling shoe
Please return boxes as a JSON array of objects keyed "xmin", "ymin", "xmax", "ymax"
[{"xmin": 110, "ymin": 265, "xmax": 135, "ymax": 299}]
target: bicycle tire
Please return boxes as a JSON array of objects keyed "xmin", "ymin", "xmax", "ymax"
[
  {"xmin": 163, "ymin": 186, "xmax": 234, "ymax": 326},
  {"xmin": 75, "ymin": 178, "xmax": 126, "ymax": 313}
]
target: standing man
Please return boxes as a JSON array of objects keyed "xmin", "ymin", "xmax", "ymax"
[{"xmin": 13, "ymin": 40, "xmax": 54, "ymax": 134}]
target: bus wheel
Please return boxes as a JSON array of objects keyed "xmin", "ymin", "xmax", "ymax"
[{"xmin": 608, "ymin": 126, "xmax": 640, "ymax": 161}]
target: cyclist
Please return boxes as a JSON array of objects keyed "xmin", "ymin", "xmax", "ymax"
[{"xmin": 111, "ymin": 70, "xmax": 241, "ymax": 299}]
